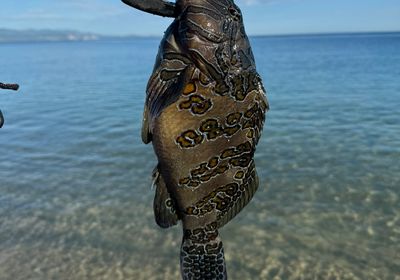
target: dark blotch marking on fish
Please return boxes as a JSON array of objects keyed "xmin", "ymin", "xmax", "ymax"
[
  {"xmin": 176, "ymin": 99, "xmax": 265, "ymax": 149},
  {"xmin": 178, "ymin": 141, "xmax": 253, "ymax": 189},
  {"xmin": 184, "ymin": 161, "xmax": 257, "ymax": 221},
  {"xmin": 176, "ymin": 130, "xmax": 204, "ymax": 148},
  {"xmin": 178, "ymin": 94, "xmax": 213, "ymax": 115}
]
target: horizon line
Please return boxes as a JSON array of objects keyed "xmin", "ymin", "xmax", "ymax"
[{"xmin": 1, "ymin": 27, "xmax": 400, "ymax": 38}]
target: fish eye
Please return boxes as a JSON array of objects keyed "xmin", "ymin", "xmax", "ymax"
[{"xmin": 228, "ymin": 6, "xmax": 241, "ymax": 20}]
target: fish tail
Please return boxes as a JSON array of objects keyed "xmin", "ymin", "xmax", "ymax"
[{"xmin": 180, "ymin": 227, "xmax": 227, "ymax": 279}]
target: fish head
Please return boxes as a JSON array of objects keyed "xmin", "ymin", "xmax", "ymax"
[{"xmin": 176, "ymin": 0, "xmax": 255, "ymax": 75}]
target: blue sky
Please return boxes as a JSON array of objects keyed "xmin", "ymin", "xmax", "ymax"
[{"xmin": 1, "ymin": 0, "xmax": 399, "ymax": 36}]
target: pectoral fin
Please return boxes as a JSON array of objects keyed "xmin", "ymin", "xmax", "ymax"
[
  {"xmin": 143, "ymin": 64, "xmax": 195, "ymax": 143},
  {"xmin": 153, "ymin": 166, "xmax": 179, "ymax": 228},
  {"xmin": 141, "ymin": 105, "xmax": 152, "ymax": 144}
]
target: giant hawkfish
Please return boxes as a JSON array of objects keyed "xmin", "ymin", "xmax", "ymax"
[{"xmin": 122, "ymin": 0, "xmax": 268, "ymax": 279}]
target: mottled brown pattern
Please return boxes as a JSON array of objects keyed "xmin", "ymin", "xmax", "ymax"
[
  {"xmin": 184, "ymin": 159, "xmax": 257, "ymax": 219},
  {"xmin": 178, "ymin": 141, "xmax": 253, "ymax": 189},
  {"xmin": 176, "ymin": 96, "xmax": 266, "ymax": 149},
  {"xmin": 178, "ymin": 94, "xmax": 213, "ymax": 115}
]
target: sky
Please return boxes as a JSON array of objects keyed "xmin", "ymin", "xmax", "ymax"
[{"xmin": 0, "ymin": 0, "xmax": 399, "ymax": 36}]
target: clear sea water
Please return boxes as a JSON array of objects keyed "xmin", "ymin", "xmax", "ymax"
[{"xmin": 0, "ymin": 33, "xmax": 399, "ymax": 280}]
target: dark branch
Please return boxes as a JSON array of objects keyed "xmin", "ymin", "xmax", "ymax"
[
  {"xmin": 0, "ymin": 110, "xmax": 4, "ymax": 128},
  {"xmin": 1, "ymin": 82, "xmax": 19, "ymax": 128},
  {"xmin": 121, "ymin": 0, "xmax": 177, "ymax": 18},
  {"xmin": 0, "ymin": 110, "xmax": 3, "ymax": 128},
  {"xmin": 0, "ymin": 82, "xmax": 19, "ymax": 91}
]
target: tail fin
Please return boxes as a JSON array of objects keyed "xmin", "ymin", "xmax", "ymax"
[{"xmin": 180, "ymin": 227, "xmax": 227, "ymax": 279}]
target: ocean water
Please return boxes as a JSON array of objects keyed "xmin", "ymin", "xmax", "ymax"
[{"xmin": 0, "ymin": 33, "xmax": 399, "ymax": 279}]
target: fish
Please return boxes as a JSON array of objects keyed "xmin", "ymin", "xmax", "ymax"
[{"xmin": 122, "ymin": 0, "xmax": 268, "ymax": 279}]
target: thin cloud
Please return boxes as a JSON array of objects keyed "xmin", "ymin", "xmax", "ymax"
[
  {"xmin": 2, "ymin": 9, "xmax": 65, "ymax": 21},
  {"xmin": 60, "ymin": 0, "xmax": 124, "ymax": 17},
  {"xmin": 2, "ymin": 2, "xmax": 124, "ymax": 22}
]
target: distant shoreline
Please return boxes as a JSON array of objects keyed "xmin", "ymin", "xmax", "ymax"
[
  {"xmin": 251, "ymin": 31, "xmax": 400, "ymax": 39},
  {"xmin": 0, "ymin": 28, "xmax": 399, "ymax": 44}
]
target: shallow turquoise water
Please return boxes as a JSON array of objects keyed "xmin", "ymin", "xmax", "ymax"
[{"xmin": 0, "ymin": 33, "xmax": 399, "ymax": 279}]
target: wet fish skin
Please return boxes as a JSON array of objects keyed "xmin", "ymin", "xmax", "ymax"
[{"xmin": 139, "ymin": 0, "xmax": 268, "ymax": 279}]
